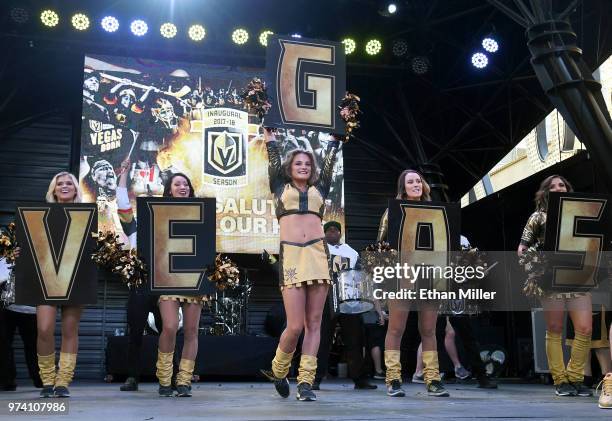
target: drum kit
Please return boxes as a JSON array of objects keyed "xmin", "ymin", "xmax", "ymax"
[
  {"xmin": 331, "ymin": 269, "xmax": 375, "ymax": 315},
  {"xmin": 206, "ymin": 277, "xmax": 252, "ymax": 336}
]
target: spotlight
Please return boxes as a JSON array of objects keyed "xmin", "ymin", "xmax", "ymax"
[
  {"xmin": 232, "ymin": 28, "xmax": 249, "ymax": 45},
  {"xmin": 188, "ymin": 24, "xmax": 206, "ymax": 41},
  {"xmin": 392, "ymin": 39, "xmax": 408, "ymax": 57},
  {"xmin": 365, "ymin": 39, "xmax": 382, "ymax": 55},
  {"xmin": 10, "ymin": 7, "xmax": 29, "ymax": 24},
  {"xmin": 40, "ymin": 10, "xmax": 59, "ymax": 27},
  {"xmin": 259, "ymin": 30, "xmax": 273, "ymax": 47},
  {"xmin": 71, "ymin": 13, "xmax": 90, "ymax": 31},
  {"xmin": 160, "ymin": 22, "xmax": 177, "ymax": 38},
  {"xmin": 131, "ymin": 20, "xmax": 148, "ymax": 36},
  {"xmin": 482, "ymin": 37, "xmax": 499, "ymax": 53},
  {"xmin": 101, "ymin": 16, "xmax": 119, "ymax": 33},
  {"xmin": 388, "ymin": 3, "xmax": 398, "ymax": 14},
  {"xmin": 342, "ymin": 38, "xmax": 356, "ymax": 55},
  {"xmin": 471, "ymin": 52, "xmax": 488, "ymax": 69},
  {"xmin": 291, "ymin": 33, "xmax": 302, "ymax": 38},
  {"xmin": 411, "ymin": 56, "xmax": 430, "ymax": 75}
]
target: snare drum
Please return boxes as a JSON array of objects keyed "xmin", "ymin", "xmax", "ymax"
[{"xmin": 335, "ymin": 269, "xmax": 374, "ymax": 314}]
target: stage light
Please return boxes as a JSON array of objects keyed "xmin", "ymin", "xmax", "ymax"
[
  {"xmin": 10, "ymin": 7, "xmax": 29, "ymax": 24},
  {"xmin": 131, "ymin": 20, "xmax": 148, "ymax": 36},
  {"xmin": 387, "ymin": 3, "xmax": 397, "ymax": 14},
  {"xmin": 291, "ymin": 33, "xmax": 302, "ymax": 38},
  {"xmin": 188, "ymin": 24, "xmax": 206, "ymax": 41},
  {"xmin": 365, "ymin": 39, "xmax": 382, "ymax": 55},
  {"xmin": 471, "ymin": 52, "xmax": 488, "ymax": 69},
  {"xmin": 232, "ymin": 28, "xmax": 249, "ymax": 45},
  {"xmin": 259, "ymin": 30, "xmax": 273, "ymax": 47},
  {"xmin": 101, "ymin": 16, "xmax": 119, "ymax": 33},
  {"xmin": 342, "ymin": 38, "xmax": 356, "ymax": 55},
  {"xmin": 411, "ymin": 56, "xmax": 430, "ymax": 75},
  {"xmin": 40, "ymin": 10, "xmax": 59, "ymax": 27},
  {"xmin": 71, "ymin": 13, "xmax": 90, "ymax": 31},
  {"xmin": 392, "ymin": 39, "xmax": 408, "ymax": 57},
  {"xmin": 482, "ymin": 37, "xmax": 499, "ymax": 53},
  {"xmin": 160, "ymin": 22, "xmax": 177, "ymax": 38}
]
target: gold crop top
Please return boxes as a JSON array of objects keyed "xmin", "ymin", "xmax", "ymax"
[
  {"xmin": 266, "ymin": 140, "xmax": 339, "ymax": 220},
  {"xmin": 520, "ymin": 210, "xmax": 546, "ymax": 247}
]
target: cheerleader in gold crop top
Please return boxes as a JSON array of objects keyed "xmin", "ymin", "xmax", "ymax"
[
  {"xmin": 260, "ymin": 128, "xmax": 339, "ymax": 402},
  {"xmin": 517, "ymin": 175, "xmax": 593, "ymax": 397},
  {"xmin": 376, "ymin": 169, "xmax": 450, "ymax": 398}
]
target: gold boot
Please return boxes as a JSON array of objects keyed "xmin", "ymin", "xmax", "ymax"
[
  {"xmin": 423, "ymin": 351, "xmax": 449, "ymax": 397},
  {"xmin": 384, "ymin": 350, "xmax": 402, "ymax": 386},
  {"xmin": 566, "ymin": 331, "xmax": 592, "ymax": 396},
  {"xmin": 156, "ymin": 350, "xmax": 174, "ymax": 396},
  {"xmin": 545, "ymin": 331, "xmax": 569, "ymax": 386},
  {"xmin": 37, "ymin": 353, "xmax": 56, "ymax": 398},
  {"xmin": 175, "ymin": 359, "xmax": 195, "ymax": 397},
  {"xmin": 271, "ymin": 347, "xmax": 294, "ymax": 379},
  {"xmin": 296, "ymin": 355, "xmax": 317, "ymax": 401},
  {"xmin": 54, "ymin": 352, "xmax": 77, "ymax": 397}
]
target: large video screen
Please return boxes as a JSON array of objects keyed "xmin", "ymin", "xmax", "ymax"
[{"xmin": 79, "ymin": 55, "xmax": 344, "ymax": 254}]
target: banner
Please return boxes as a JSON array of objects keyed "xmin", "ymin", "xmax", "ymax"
[
  {"xmin": 137, "ymin": 197, "xmax": 216, "ymax": 295},
  {"xmin": 14, "ymin": 203, "xmax": 98, "ymax": 305},
  {"xmin": 265, "ymin": 35, "xmax": 346, "ymax": 133},
  {"xmin": 80, "ymin": 54, "xmax": 345, "ymax": 254},
  {"xmin": 543, "ymin": 192, "xmax": 610, "ymax": 291}
]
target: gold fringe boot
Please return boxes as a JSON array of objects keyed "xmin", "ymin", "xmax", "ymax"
[
  {"xmin": 156, "ymin": 350, "xmax": 174, "ymax": 397},
  {"xmin": 37, "ymin": 353, "xmax": 56, "ymax": 398}
]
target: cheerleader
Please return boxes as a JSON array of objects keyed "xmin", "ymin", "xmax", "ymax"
[
  {"xmin": 260, "ymin": 128, "xmax": 340, "ymax": 401},
  {"xmin": 377, "ymin": 169, "xmax": 449, "ymax": 397},
  {"xmin": 518, "ymin": 175, "xmax": 592, "ymax": 397},
  {"xmin": 36, "ymin": 172, "xmax": 84, "ymax": 398}
]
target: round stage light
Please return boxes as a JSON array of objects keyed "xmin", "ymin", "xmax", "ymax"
[
  {"xmin": 101, "ymin": 16, "xmax": 119, "ymax": 33},
  {"xmin": 71, "ymin": 13, "xmax": 90, "ymax": 31},
  {"xmin": 10, "ymin": 7, "xmax": 29, "ymax": 24},
  {"xmin": 232, "ymin": 28, "xmax": 249, "ymax": 45},
  {"xmin": 365, "ymin": 39, "xmax": 382, "ymax": 55},
  {"xmin": 392, "ymin": 39, "xmax": 408, "ymax": 57},
  {"xmin": 131, "ymin": 20, "xmax": 148, "ymax": 36},
  {"xmin": 482, "ymin": 37, "xmax": 499, "ymax": 53},
  {"xmin": 387, "ymin": 3, "xmax": 397, "ymax": 14},
  {"xmin": 342, "ymin": 38, "xmax": 356, "ymax": 55},
  {"xmin": 160, "ymin": 22, "xmax": 177, "ymax": 38},
  {"xmin": 471, "ymin": 52, "xmax": 488, "ymax": 69},
  {"xmin": 411, "ymin": 56, "xmax": 430, "ymax": 75},
  {"xmin": 259, "ymin": 30, "xmax": 273, "ymax": 46},
  {"xmin": 188, "ymin": 24, "xmax": 206, "ymax": 41},
  {"xmin": 40, "ymin": 10, "xmax": 59, "ymax": 27}
]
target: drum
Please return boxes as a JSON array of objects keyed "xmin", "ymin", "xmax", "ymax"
[{"xmin": 336, "ymin": 269, "xmax": 374, "ymax": 314}]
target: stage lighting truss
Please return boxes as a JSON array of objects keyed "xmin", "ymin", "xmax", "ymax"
[
  {"xmin": 411, "ymin": 56, "xmax": 430, "ymax": 75},
  {"xmin": 101, "ymin": 16, "xmax": 119, "ymax": 33},
  {"xmin": 259, "ymin": 30, "xmax": 273, "ymax": 47},
  {"xmin": 392, "ymin": 39, "xmax": 408, "ymax": 57},
  {"xmin": 131, "ymin": 20, "xmax": 148, "ymax": 36},
  {"xmin": 365, "ymin": 39, "xmax": 382, "ymax": 55},
  {"xmin": 471, "ymin": 52, "xmax": 488, "ymax": 69},
  {"xmin": 189, "ymin": 24, "xmax": 206, "ymax": 41},
  {"xmin": 482, "ymin": 37, "xmax": 499, "ymax": 53},
  {"xmin": 232, "ymin": 28, "xmax": 249, "ymax": 45},
  {"xmin": 10, "ymin": 7, "xmax": 29, "ymax": 24},
  {"xmin": 342, "ymin": 38, "xmax": 356, "ymax": 55},
  {"xmin": 160, "ymin": 22, "xmax": 177, "ymax": 39},
  {"xmin": 72, "ymin": 13, "xmax": 90, "ymax": 31},
  {"xmin": 40, "ymin": 10, "xmax": 59, "ymax": 27}
]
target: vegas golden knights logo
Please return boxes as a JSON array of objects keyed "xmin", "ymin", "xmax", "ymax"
[
  {"xmin": 398, "ymin": 204, "xmax": 450, "ymax": 290},
  {"xmin": 17, "ymin": 207, "xmax": 95, "ymax": 301},
  {"xmin": 148, "ymin": 202, "xmax": 206, "ymax": 291},
  {"xmin": 191, "ymin": 108, "xmax": 248, "ymax": 187}
]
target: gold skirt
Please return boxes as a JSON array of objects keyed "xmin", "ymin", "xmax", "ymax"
[
  {"xmin": 279, "ymin": 238, "xmax": 332, "ymax": 290},
  {"xmin": 159, "ymin": 295, "xmax": 209, "ymax": 305}
]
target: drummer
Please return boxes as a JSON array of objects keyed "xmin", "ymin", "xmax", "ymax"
[{"xmin": 314, "ymin": 221, "xmax": 378, "ymax": 390}]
